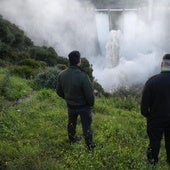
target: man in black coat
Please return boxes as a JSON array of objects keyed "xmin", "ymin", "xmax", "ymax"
[
  {"xmin": 141, "ymin": 54, "xmax": 170, "ymax": 165},
  {"xmin": 57, "ymin": 50, "xmax": 95, "ymax": 150}
]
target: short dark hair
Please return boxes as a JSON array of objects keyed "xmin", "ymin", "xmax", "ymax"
[
  {"xmin": 162, "ymin": 54, "xmax": 170, "ymax": 67},
  {"xmin": 163, "ymin": 54, "xmax": 170, "ymax": 60},
  {"xmin": 68, "ymin": 51, "xmax": 80, "ymax": 66}
]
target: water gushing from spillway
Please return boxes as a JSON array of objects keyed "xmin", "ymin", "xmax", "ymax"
[
  {"xmin": 94, "ymin": 1, "xmax": 170, "ymax": 92},
  {"xmin": 106, "ymin": 30, "xmax": 121, "ymax": 68},
  {"xmin": 95, "ymin": 12, "xmax": 109, "ymax": 56},
  {"xmin": 95, "ymin": 12, "xmax": 121, "ymax": 68},
  {"xmin": 148, "ymin": 0, "xmax": 153, "ymax": 21}
]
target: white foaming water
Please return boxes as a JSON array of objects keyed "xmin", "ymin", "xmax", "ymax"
[
  {"xmin": 106, "ymin": 30, "xmax": 121, "ymax": 68},
  {"xmin": 148, "ymin": 0, "xmax": 154, "ymax": 21},
  {"xmin": 93, "ymin": 53, "xmax": 159, "ymax": 91},
  {"xmin": 95, "ymin": 12, "xmax": 109, "ymax": 56},
  {"xmin": 93, "ymin": 3, "xmax": 170, "ymax": 92}
]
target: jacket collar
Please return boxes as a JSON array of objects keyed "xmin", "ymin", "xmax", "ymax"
[
  {"xmin": 69, "ymin": 65, "xmax": 80, "ymax": 69},
  {"xmin": 161, "ymin": 67, "xmax": 170, "ymax": 72}
]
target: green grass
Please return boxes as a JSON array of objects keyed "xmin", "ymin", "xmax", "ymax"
[{"xmin": 0, "ymin": 72, "xmax": 170, "ymax": 170}]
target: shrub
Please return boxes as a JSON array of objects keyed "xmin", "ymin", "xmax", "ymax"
[
  {"xmin": 0, "ymin": 71, "xmax": 10, "ymax": 97},
  {"xmin": 0, "ymin": 59, "xmax": 11, "ymax": 67},
  {"xmin": 19, "ymin": 58, "xmax": 46, "ymax": 69},
  {"xmin": 9, "ymin": 51, "xmax": 30, "ymax": 65},
  {"xmin": 57, "ymin": 64, "xmax": 67, "ymax": 70},
  {"xmin": 0, "ymin": 72, "xmax": 32, "ymax": 100},
  {"xmin": 0, "ymin": 15, "xmax": 33, "ymax": 50},
  {"xmin": 93, "ymin": 80, "xmax": 105, "ymax": 96},
  {"xmin": 35, "ymin": 66, "xmax": 60, "ymax": 89},
  {"xmin": 81, "ymin": 58, "xmax": 93, "ymax": 81},
  {"xmin": 2, "ymin": 76, "xmax": 32, "ymax": 101},
  {"xmin": 24, "ymin": 36, "xmax": 33, "ymax": 47},
  {"xmin": 29, "ymin": 46, "xmax": 58, "ymax": 66},
  {"xmin": 0, "ymin": 40, "xmax": 11, "ymax": 60},
  {"xmin": 56, "ymin": 56, "xmax": 68, "ymax": 66},
  {"xmin": 113, "ymin": 85, "xmax": 143, "ymax": 104},
  {"xmin": 112, "ymin": 97, "xmax": 139, "ymax": 111},
  {"xmin": 0, "ymin": 19, "xmax": 15, "ymax": 45},
  {"xmin": 9, "ymin": 66, "xmax": 36, "ymax": 79}
]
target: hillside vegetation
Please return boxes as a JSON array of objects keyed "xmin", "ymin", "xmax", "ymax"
[
  {"xmin": 0, "ymin": 69, "xmax": 169, "ymax": 170},
  {"xmin": 0, "ymin": 15, "xmax": 169, "ymax": 170}
]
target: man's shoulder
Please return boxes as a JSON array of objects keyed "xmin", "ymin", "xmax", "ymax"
[
  {"xmin": 146, "ymin": 73, "xmax": 161, "ymax": 85},
  {"xmin": 72, "ymin": 67, "xmax": 87, "ymax": 77},
  {"xmin": 59, "ymin": 68, "xmax": 68, "ymax": 74},
  {"xmin": 58, "ymin": 68, "xmax": 69, "ymax": 79},
  {"xmin": 148, "ymin": 74, "xmax": 159, "ymax": 81}
]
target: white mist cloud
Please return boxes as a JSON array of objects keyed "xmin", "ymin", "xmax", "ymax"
[
  {"xmin": 93, "ymin": 53, "xmax": 161, "ymax": 92},
  {"xmin": 0, "ymin": 0, "xmax": 98, "ymax": 56},
  {"xmin": 0, "ymin": 0, "xmax": 170, "ymax": 92},
  {"xmin": 93, "ymin": 2, "xmax": 170, "ymax": 92}
]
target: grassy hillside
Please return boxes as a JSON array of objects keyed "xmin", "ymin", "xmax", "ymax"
[{"xmin": 0, "ymin": 69, "xmax": 169, "ymax": 170}]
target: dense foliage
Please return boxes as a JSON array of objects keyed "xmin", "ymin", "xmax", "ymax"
[
  {"xmin": 35, "ymin": 67, "xmax": 61, "ymax": 89},
  {"xmin": 0, "ymin": 16, "xmax": 33, "ymax": 50},
  {"xmin": 29, "ymin": 46, "xmax": 59, "ymax": 66}
]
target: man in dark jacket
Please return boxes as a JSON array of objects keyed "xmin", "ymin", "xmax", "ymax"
[
  {"xmin": 57, "ymin": 50, "xmax": 95, "ymax": 150},
  {"xmin": 141, "ymin": 54, "xmax": 170, "ymax": 165}
]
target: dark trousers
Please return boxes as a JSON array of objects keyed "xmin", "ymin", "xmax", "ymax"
[
  {"xmin": 147, "ymin": 119, "xmax": 170, "ymax": 163},
  {"xmin": 67, "ymin": 105, "xmax": 93, "ymax": 147}
]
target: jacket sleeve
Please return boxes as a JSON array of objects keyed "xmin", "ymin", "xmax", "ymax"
[
  {"xmin": 82, "ymin": 74, "xmax": 95, "ymax": 107},
  {"xmin": 57, "ymin": 74, "xmax": 65, "ymax": 99},
  {"xmin": 141, "ymin": 80, "xmax": 152, "ymax": 118}
]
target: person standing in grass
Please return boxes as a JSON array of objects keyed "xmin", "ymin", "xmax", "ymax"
[
  {"xmin": 141, "ymin": 54, "xmax": 170, "ymax": 166},
  {"xmin": 57, "ymin": 50, "xmax": 95, "ymax": 150}
]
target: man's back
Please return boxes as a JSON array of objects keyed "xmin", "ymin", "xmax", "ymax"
[
  {"xmin": 141, "ymin": 71, "xmax": 170, "ymax": 119},
  {"xmin": 141, "ymin": 54, "xmax": 170, "ymax": 165},
  {"xmin": 57, "ymin": 66, "xmax": 94, "ymax": 107}
]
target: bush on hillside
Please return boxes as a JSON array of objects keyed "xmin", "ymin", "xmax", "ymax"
[
  {"xmin": 19, "ymin": 58, "xmax": 46, "ymax": 69},
  {"xmin": 29, "ymin": 46, "xmax": 58, "ymax": 66},
  {"xmin": 0, "ymin": 59, "xmax": 11, "ymax": 67},
  {"xmin": 0, "ymin": 71, "xmax": 10, "ymax": 97},
  {"xmin": 113, "ymin": 97, "xmax": 139, "ymax": 111},
  {"xmin": 0, "ymin": 40, "xmax": 11, "ymax": 60},
  {"xmin": 0, "ymin": 18, "xmax": 15, "ymax": 45},
  {"xmin": 0, "ymin": 15, "xmax": 33, "ymax": 50},
  {"xmin": 4, "ymin": 76, "xmax": 32, "ymax": 101},
  {"xmin": 10, "ymin": 66, "xmax": 37, "ymax": 79},
  {"xmin": 0, "ymin": 42, "xmax": 31, "ymax": 65},
  {"xmin": 93, "ymin": 80, "xmax": 105, "ymax": 96},
  {"xmin": 9, "ymin": 51, "xmax": 30, "ymax": 65},
  {"xmin": 35, "ymin": 66, "xmax": 61, "ymax": 89},
  {"xmin": 0, "ymin": 71, "xmax": 32, "ymax": 101},
  {"xmin": 57, "ymin": 64, "xmax": 67, "ymax": 70},
  {"xmin": 81, "ymin": 58, "xmax": 93, "ymax": 81},
  {"xmin": 113, "ymin": 85, "xmax": 143, "ymax": 104},
  {"xmin": 56, "ymin": 56, "xmax": 68, "ymax": 66}
]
